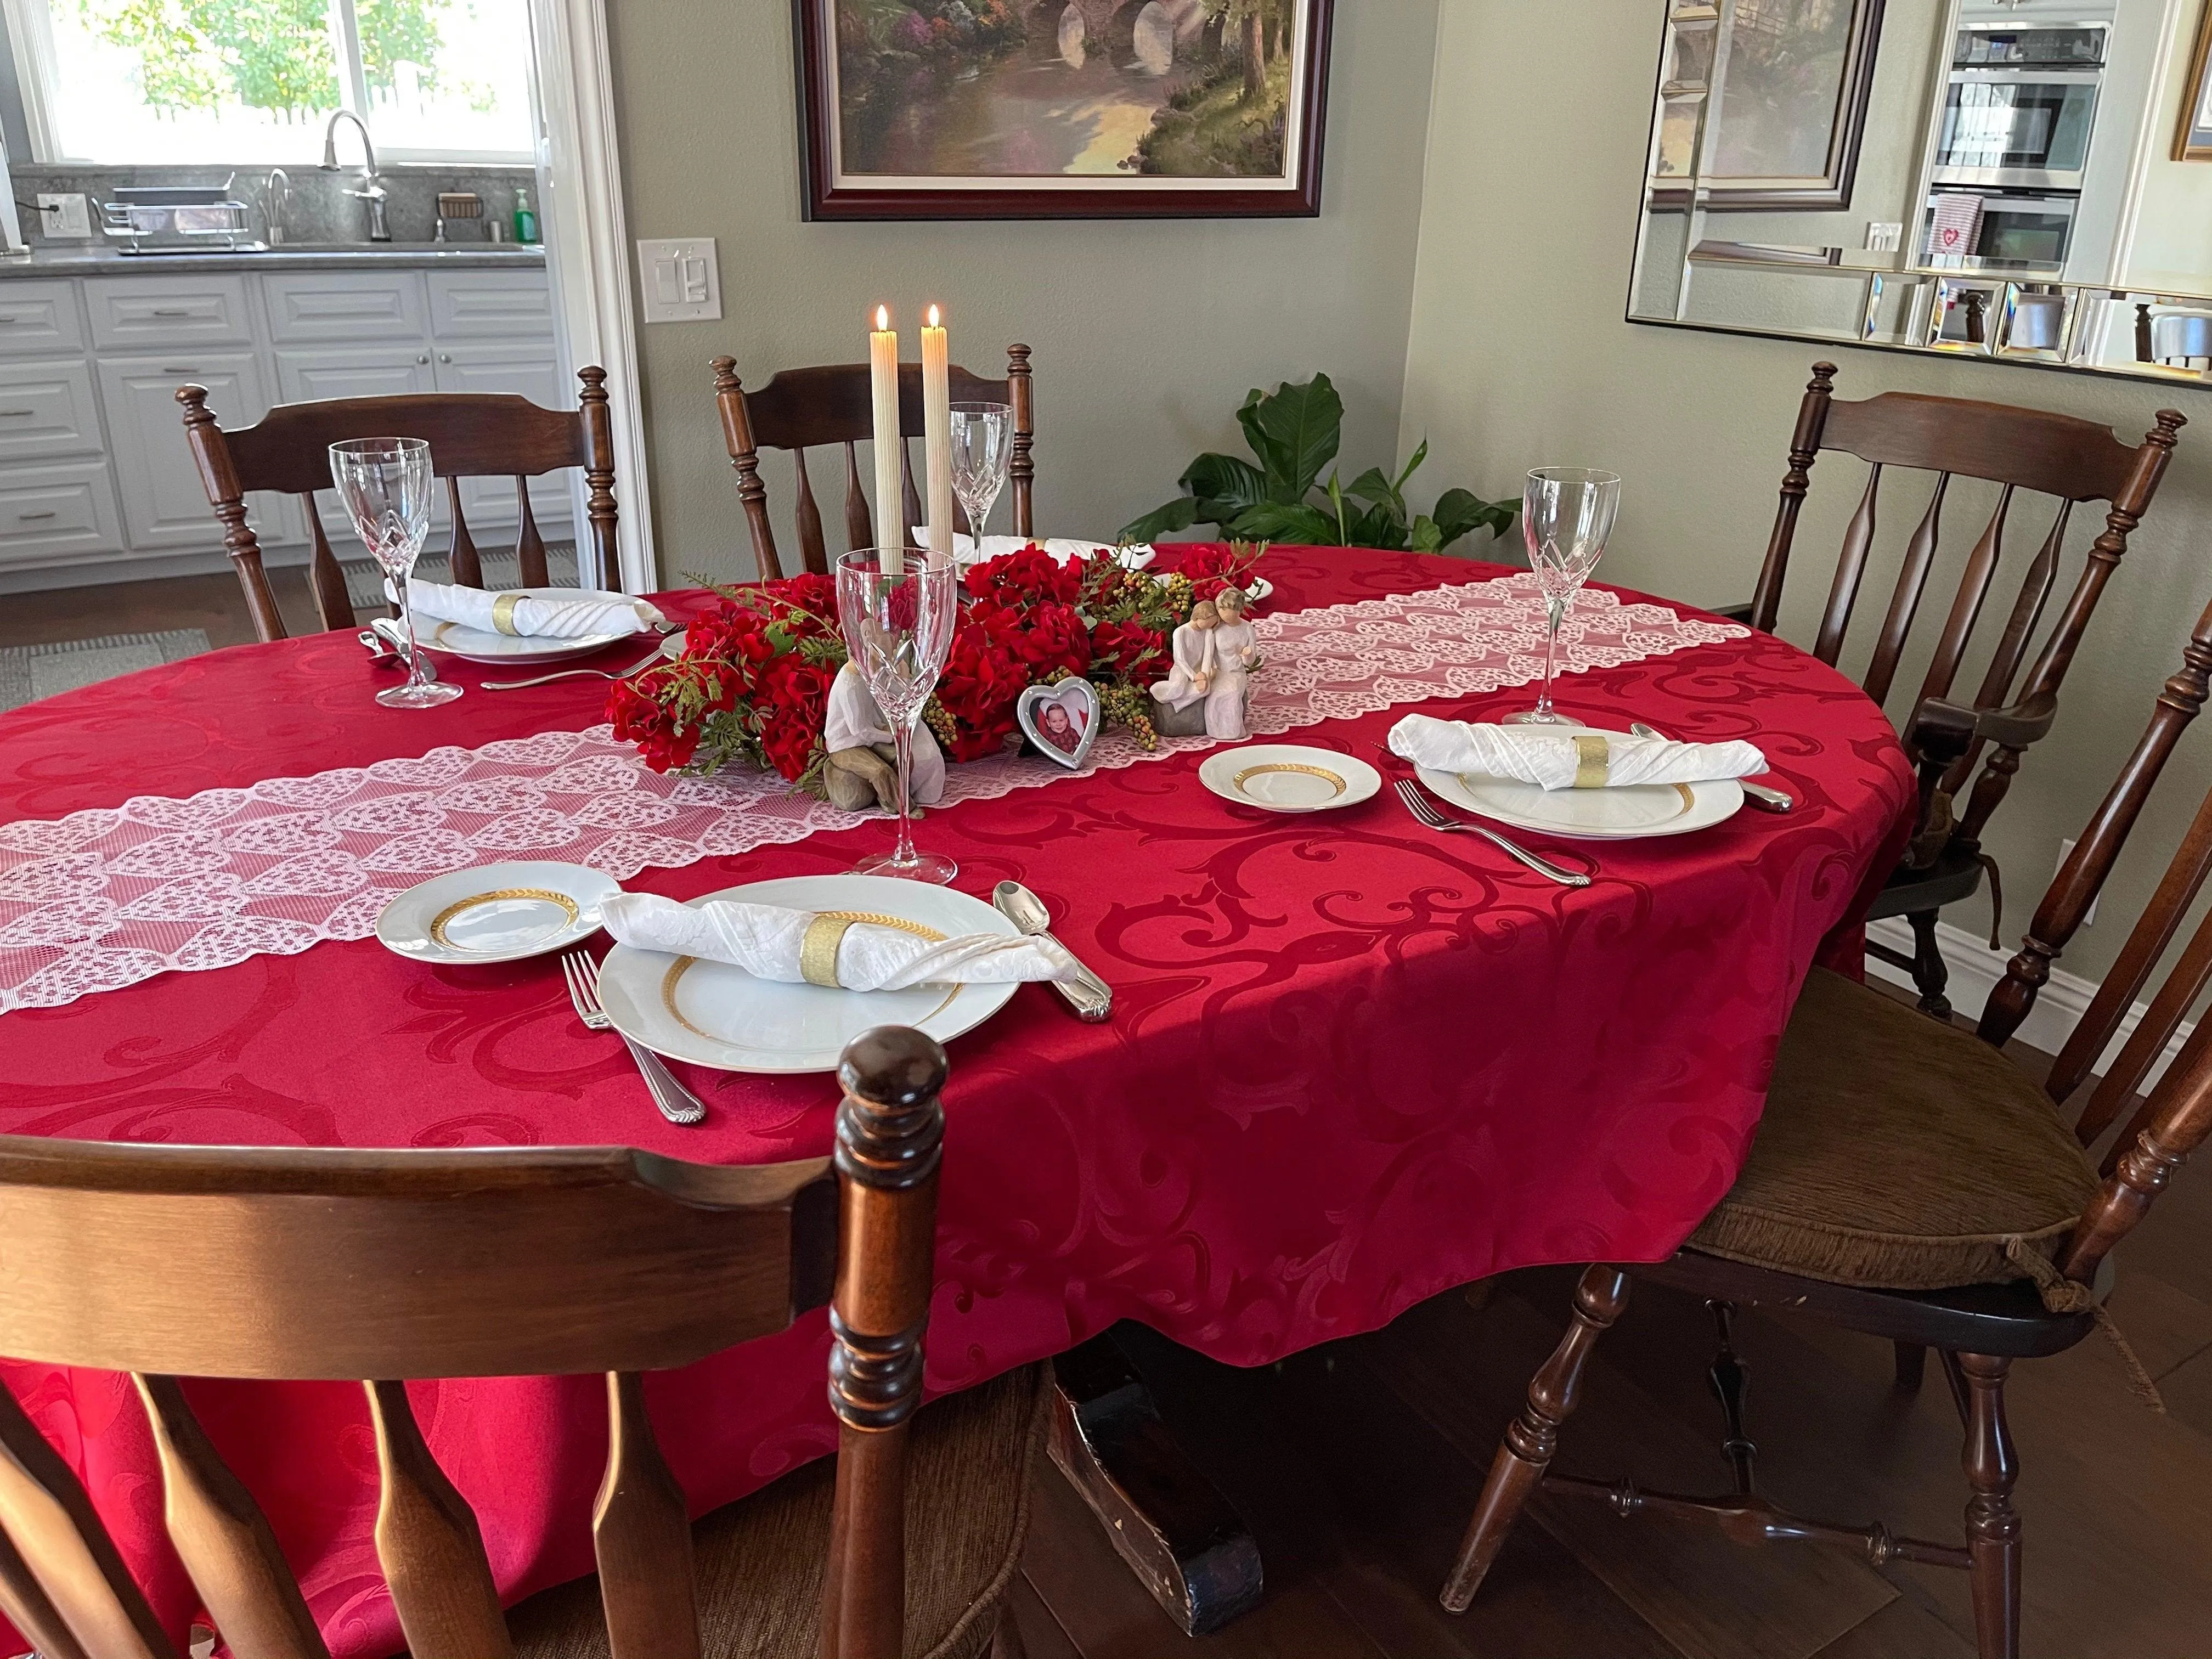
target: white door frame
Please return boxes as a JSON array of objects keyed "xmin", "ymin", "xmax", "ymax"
[{"xmin": 529, "ymin": 0, "xmax": 654, "ymax": 594}]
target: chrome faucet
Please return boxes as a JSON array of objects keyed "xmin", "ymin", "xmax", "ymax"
[
  {"xmin": 320, "ymin": 110, "xmax": 390, "ymax": 242},
  {"xmin": 261, "ymin": 167, "xmax": 291, "ymax": 245}
]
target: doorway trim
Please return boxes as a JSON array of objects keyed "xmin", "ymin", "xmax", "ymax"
[{"xmin": 531, "ymin": 0, "xmax": 654, "ymax": 593}]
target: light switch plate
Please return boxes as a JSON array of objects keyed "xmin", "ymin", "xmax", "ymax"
[
  {"xmin": 636, "ymin": 237, "xmax": 722, "ymax": 323},
  {"xmin": 1865, "ymin": 221, "xmax": 1903, "ymax": 252},
  {"xmin": 36, "ymin": 194, "xmax": 91, "ymax": 239}
]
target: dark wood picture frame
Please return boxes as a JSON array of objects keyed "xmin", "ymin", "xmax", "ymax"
[
  {"xmin": 2176, "ymin": 1, "xmax": 2212, "ymax": 162},
  {"xmin": 794, "ymin": 0, "xmax": 1334, "ymax": 221},
  {"xmin": 1646, "ymin": 0, "xmax": 1887, "ymax": 212}
]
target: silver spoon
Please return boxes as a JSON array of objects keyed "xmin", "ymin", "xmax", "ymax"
[
  {"xmin": 992, "ymin": 881, "xmax": 1113, "ymax": 1023},
  {"xmin": 1628, "ymin": 723, "xmax": 1793, "ymax": 812}
]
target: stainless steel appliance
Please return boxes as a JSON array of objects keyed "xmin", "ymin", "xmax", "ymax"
[
  {"xmin": 1933, "ymin": 19, "xmax": 2108, "ymax": 191},
  {"xmin": 1922, "ymin": 188, "xmax": 2080, "ymax": 265}
]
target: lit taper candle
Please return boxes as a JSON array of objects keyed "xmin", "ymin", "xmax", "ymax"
[
  {"xmin": 921, "ymin": 304, "xmax": 953, "ymax": 568},
  {"xmin": 868, "ymin": 306, "xmax": 901, "ymax": 574}
]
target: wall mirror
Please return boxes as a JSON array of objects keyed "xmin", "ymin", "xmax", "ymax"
[{"xmin": 1629, "ymin": 0, "xmax": 2212, "ymax": 386}]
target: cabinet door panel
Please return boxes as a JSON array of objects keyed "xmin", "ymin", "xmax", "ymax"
[
  {"xmin": 0, "ymin": 359, "xmax": 105, "ymax": 462},
  {"xmin": 0, "ymin": 283, "xmax": 85, "ymax": 358},
  {"xmin": 96, "ymin": 352, "xmax": 294, "ymax": 551},
  {"xmin": 274, "ymin": 345, "xmax": 437, "ymax": 405},
  {"xmin": 426, "ymin": 269, "xmax": 555, "ymax": 338},
  {"xmin": 433, "ymin": 345, "xmax": 572, "ymax": 532},
  {"xmin": 262, "ymin": 272, "xmax": 430, "ymax": 343}
]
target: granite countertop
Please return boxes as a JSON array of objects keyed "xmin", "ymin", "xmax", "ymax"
[{"xmin": 0, "ymin": 241, "xmax": 546, "ymax": 275}]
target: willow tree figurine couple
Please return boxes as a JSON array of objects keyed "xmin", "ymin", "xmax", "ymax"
[{"xmin": 1150, "ymin": 585, "xmax": 1261, "ymax": 741}]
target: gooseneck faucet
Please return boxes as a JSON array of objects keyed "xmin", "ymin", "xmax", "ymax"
[{"xmin": 320, "ymin": 110, "xmax": 390, "ymax": 242}]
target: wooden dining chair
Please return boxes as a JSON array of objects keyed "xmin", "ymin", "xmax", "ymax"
[
  {"xmin": 710, "ymin": 348, "xmax": 1035, "ymax": 579},
  {"xmin": 178, "ymin": 368, "xmax": 622, "ymax": 646},
  {"xmin": 1736, "ymin": 362, "xmax": 2185, "ymax": 1018},
  {"xmin": 1437, "ymin": 588, "xmax": 2212, "ymax": 1659},
  {"xmin": 0, "ymin": 1025, "xmax": 1047, "ymax": 1659}
]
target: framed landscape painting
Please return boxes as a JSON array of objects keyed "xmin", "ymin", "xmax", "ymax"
[{"xmin": 794, "ymin": 0, "xmax": 1335, "ymax": 219}]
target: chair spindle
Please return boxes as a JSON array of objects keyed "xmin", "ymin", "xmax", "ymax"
[
  {"xmin": 1814, "ymin": 465, "xmax": 1882, "ymax": 665},
  {"xmin": 591, "ymin": 1372, "xmax": 699, "ymax": 1659},
  {"xmin": 794, "ymin": 448, "xmax": 827, "ymax": 575},
  {"xmin": 0, "ymin": 1382, "xmax": 178, "ymax": 1659},
  {"xmin": 1007, "ymin": 343, "xmax": 1035, "ymax": 538},
  {"xmin": 303, "ymin": 501, "xmax": 355, "ymax": 633},
  {"xmin": 842, "ymin": 442, "xmax": 872, "ymax": 561},
  {"xmin": 1750, "ymin": 363, "xmax": 1838, "ymax": 634},
  {"xmin": 1949, "ymin": 503, "xmax": 2073, "ymax": 825},
  {"xmin": 0, "ymin": 1521, "xmax": 93, "ymax": 1659},
  {"xmin": 1914, "ymin": 486, "xmax": 2014, "ymax": 716},
  {"xmin": 365, "ymin": 1378, "xmax": 512, "ymax": 1659},
  {"xmin": 712, "ymin": 357, "xmax": 785, "ymax": 582},
  {"xmin": 899, "ymin": 437, "xmax": 923, "ymax": 554},
  {"xmin": 515, "ymin": 481, "xmax": 549, "ymax": 588},
  {"xmin": 445, "ymin": 479, "xmax": 483, "ymax": 589},
  {"xmin": 1861, "ymin": 475, "xmax": 1949, "ymax": 706},
  {"xmin": 135, "ymin": 1373, "xmax": 330, "ymax": 1659}
]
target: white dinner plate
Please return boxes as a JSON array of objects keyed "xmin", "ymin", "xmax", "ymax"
[
  {"xmin": 1417, "ymin": 724, "xmax": 1743, "ymax": 841},
  {"xmin": 1199, "ymin": 745, "xmax": 1380, "ymax": 813},
  {"xmin": 593, "ymin": 874, "xmax": 1022, "ymax": 1074},
  {"xmin": 376, "ymin": 861, "xmax": 619, "ymax": 964},
  {"xmin": 415, "ymin": 588, "xmax": 652, "ymax": 665}
]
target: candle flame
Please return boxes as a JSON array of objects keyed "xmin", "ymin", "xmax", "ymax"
[
  {"xmin": 927, "ymin": 304, "xmax": 941, "ymax": 328},
  {"xmin": 874, "ymin": 305, "xmax": 889, "ymax": 331}
]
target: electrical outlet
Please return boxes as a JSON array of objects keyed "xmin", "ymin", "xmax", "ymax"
[
  {"xmin": 635, "ymin": 237, "xmax": 721, "ymax": 323},
  {"xmin": 35, "ymin": 194, "xmax": 91, "ymax": 239},
  {"xmin": 2058, "ymin": 838, "xmax": 2098, "ymax": 926},
  {"xmin": 1865, "ymin": 221, "xmax": 1903, "ymax": 252}
]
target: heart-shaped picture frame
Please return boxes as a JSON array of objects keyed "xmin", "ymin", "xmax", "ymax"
[{"xmin": 1017, "ymin": 679, "xmax": 1101, "ymax": 770}]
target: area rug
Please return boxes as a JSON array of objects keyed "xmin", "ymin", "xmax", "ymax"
[
  {"xmin": 341, "ymin": 543, "xmax": 579, "ymax": 612},
  {"xmin": 0, "ymin": 630, "xmax": 213, "ymax": 714}
]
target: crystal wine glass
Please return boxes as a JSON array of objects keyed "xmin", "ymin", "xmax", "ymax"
[
  {"xmin": 836, "ymin": 549, "xmax": 959, "ymax": 883},
  {"xmin": 949, "ymin": 402, "xmax": 1013, "ymax": 564},
  {"xmin": 1505, "ymin": 467, "xmax": 1622, "ymax": 726},
  {"xmin": 329, "ymin": 437, "xmax": 460, "ymax": 710}
]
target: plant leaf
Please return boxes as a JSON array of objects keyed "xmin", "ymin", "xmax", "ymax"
[
  {"xmin": 1342, "ymin": 466, "xmax": 1402, "ymax": 515},
  {"xmin": 1240, "ymin": 374, "xmax": 1343, "ymax": 500},
  {"xmin": 1348, "ymin": 503, "xmax": 1409, "ymax": 551},
  {"xmin": 1409, "ymin": 514, "xmax": 1444, "ymax": 555},
  {"xmin": 1118, "ymin": 496, "xmax": 1200, "ymax": 543},
  {"xmin": 1429, "ymin": 488, "xmax": 1519, "ymax": 550},
  {"xmin": 1230, "ymin": 500, "xmax": 1339, "ymax": 545},
  {"xmin": 1393, "ymin": 437, "xmax": 1430, "ymax": 494},
  {"xmin": 1182, "ymin": 452, "xmax": 1271, "ymax": 518}
]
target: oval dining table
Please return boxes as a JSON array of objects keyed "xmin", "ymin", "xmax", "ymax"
[{"xmin": 0, "ymin": 545, "xmax": 1914, "ymax": 1657}]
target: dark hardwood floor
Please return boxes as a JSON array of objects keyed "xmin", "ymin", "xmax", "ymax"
[
  {"xmin": 0, "ymin": 568, "xmax": 317, "ymax": 653},
  {"xmin": 1014, "ymin": 998, "xmax": 2212, "ymax": 1658}
]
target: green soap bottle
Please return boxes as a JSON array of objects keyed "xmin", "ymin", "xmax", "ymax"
[{"xmin": 512, "ymin": 186, "xmax": 539, "ymax": 245}]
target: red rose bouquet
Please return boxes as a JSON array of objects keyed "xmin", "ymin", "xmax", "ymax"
[{"xmin": 611, "ymin": 544, "xmax": 1255, "ymax": 787}]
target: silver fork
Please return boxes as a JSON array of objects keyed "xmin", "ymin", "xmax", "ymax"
[
  {"xmin": 561, "ymin": 949, "xmax": 707, "ymax": 1125},
  {"xmin": 1392, "ymin": 778, "xmax": 1594, "ymax": 888},
  {"xmin": 482, "ymin": 645, "xmax": 669, "ymax": 692}
]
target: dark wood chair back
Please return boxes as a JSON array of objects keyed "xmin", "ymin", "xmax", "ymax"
[
  {"xmin": 0, "ymin": 1025, "xmax": 948, "ymax": 1659},
  {"xmin": 711, "ymin": 348, "xmax": 1035, "ymax": 579},
  {"xmin": 1961, "ymin": 588, "xmax": 2212, "ymax": 1296},
  {"xmin": 1750, "ymin": 363, "xmax": 2184, "ymax": 853},
  {"xmin": 178, "ymin": 368, "xmax": 621, "ymax": 645}
]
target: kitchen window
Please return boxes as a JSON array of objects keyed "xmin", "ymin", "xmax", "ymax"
[{"xmin": 1, "ymin": 0, "xmax": 536, "ymax": 163}]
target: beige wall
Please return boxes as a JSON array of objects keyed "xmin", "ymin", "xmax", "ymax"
[
  {"xmin": 1401, "ymin": 0, "xmax": 2212, "ymax": 983},
  {"xmin": 603, "ymin": 0, "xmax": 1442, "ymax": 585},
  {"xmin": 2123, "ymin": 0, "xmax": 2212, "ymax": 285}
]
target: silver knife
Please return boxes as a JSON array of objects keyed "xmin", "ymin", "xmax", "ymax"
[
  {"xmin": 1629, "ymin": 723, "xmax": 1792, "ymax": 812},
  {"xmin": 992, "ymin": 881, "xmax": 1113, "ymax": 1023}
]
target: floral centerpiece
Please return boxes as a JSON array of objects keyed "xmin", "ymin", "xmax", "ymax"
[{"xmin": 609, "ymin": 541, "xmax": 1264, "ymax": 790}]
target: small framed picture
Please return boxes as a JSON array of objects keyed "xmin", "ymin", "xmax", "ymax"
[
  {"xmin": 794, "ymin": 0, "xmax": 1335, "ymax": 220},
  {"xmin": 2178, "ymin": 3, "xmax": 2212, "ymax": 162}
]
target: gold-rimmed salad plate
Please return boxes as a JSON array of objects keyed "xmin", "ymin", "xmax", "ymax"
[
  {"xmin": 1417, "ymin": 724, "xmax": 1744, "ymax": 840},
  {"xmin": 376, "ymin": 861, "xmax": 619, "ymax": 963},
  {"xmin": 591, "ymin": 874, "xmax": 1022, "ymax": 1074},
  {"xmin": 1199, "ymin": 745, "xmax": 1381, "ymax": 813}
]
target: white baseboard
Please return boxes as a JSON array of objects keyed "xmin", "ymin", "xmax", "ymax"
[{"xmin": 1863, "ymin": 916, "xmax": 2191, "ymax": 1094}]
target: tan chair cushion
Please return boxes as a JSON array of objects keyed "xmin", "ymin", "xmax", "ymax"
[
  {"xmin": 1688, "ymin": 968, "xmax": 2100, "ymax": 1291},
  {"xmin": 507, "ymin": 1359, "xmax": 1053, "ymax": 1659}
]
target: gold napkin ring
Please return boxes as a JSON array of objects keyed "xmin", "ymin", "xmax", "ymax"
[
  {"xmin": 800, "ymin": 914, "xmax": 855, "ymax": 988},
  {"xmin": 1572, "ymin": 735, "xmax": 1610, "ymax": 789},
  {"xmin": 490, "ymin": 592, "xmax": 524, "ymax": 636}
]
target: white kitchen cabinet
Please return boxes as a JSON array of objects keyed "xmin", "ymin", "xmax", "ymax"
[
  {"xmin": 0, "ymin": 359, "xmax": 104, "ymax": 463},
  {"xmin": 262, "ymin": 272, "xmax": 431, "ymax": 345},
  {"xmin": 0, "ymin": 464, "xmax": 124, "ymax": 568},
  {"xmin": 428, "ymin": 342, "xmax": 572, "ymax": 531},
  {"xmin": 0, "ymin": 283, "xmax": 86, "ymax": 358},
  {"xmin": 426, "ymin": 270, "xmax": 559, "ymax": 339},
  {"xmin": 97, "ymin": 351, "xmax": 293, "ymax": 552},
  {"xmin": 273, "ymin": 343, "xmax": 438, "ymax": 404},
  {"xmin": 84, "ymin": 275, "xmax": 255, "ymax": 351}
]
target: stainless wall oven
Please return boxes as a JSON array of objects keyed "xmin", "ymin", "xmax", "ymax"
[
  {"xmin": 1923, "ymin": 188, "xmax": 2080, "ymax": 266},
  {"xmin": 1932, "ymin": 20, "xmax": 2108, "ymax": 191}
]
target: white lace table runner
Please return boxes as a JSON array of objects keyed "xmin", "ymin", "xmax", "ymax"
[{"xmin": 0, "ymin": 574, "xmax": 1743, "ymax": 1012}]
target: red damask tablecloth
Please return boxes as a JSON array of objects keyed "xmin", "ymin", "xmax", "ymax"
[{"xmin": 0, "ymin": 548, "xmax": 1913, "ymax": 1657}]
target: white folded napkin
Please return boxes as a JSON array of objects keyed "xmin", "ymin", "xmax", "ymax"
[
  {"xmin": 911, "ymin": 529, "xmax": 1155, "ymax": 570},
  {"xmin": 601, "ymin": 892, "xmax": 1081, "ymax": 992},
  {"xmin": 1388, "ymin": 715, "xmax": 1767, "ymax": 791},
  {"xmin": 404, "ymin": 578, "xmax": 664, "ymax": 640}
]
